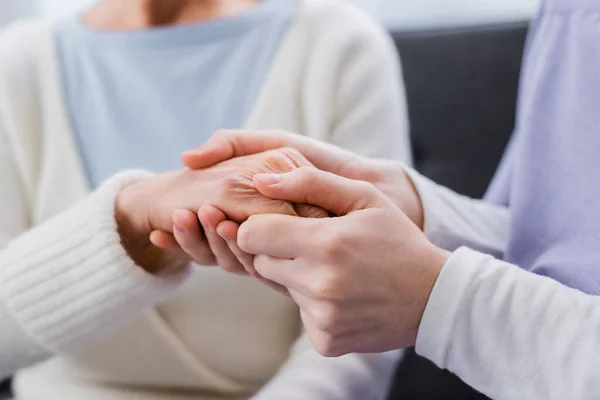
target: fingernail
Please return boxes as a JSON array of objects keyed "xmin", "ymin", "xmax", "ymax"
[
  {"xmin": 174, "ymin": 224, "xmax": 186, "ymax": 234},
  {"xmin": 255, "ymin": 173, "xmax": 281, "ymax": 185}
]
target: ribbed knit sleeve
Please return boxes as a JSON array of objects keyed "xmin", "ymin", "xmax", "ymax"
[{"xmin": 0, "ymin": 171, "xmax": 189, "ymax": 379}]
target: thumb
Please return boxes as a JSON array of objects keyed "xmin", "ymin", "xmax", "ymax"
[
  {"xmin": 181, "ymin": 130, "xmax": 291, "ymax": 169},
  {"xmin": 253, "ymin": 167, "xmax": 383, "ymax": 216}
]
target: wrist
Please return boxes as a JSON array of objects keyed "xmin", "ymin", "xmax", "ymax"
[
  {"xmin": 370, "ymin": 161, "xmax": 425, "ymax": 230},
  {"xmin": 115, "ymin": 180, "xmax": 156, "ymax": 268},
  {"xmin": 403, "ymin": 169, "xmax": 425, "ymax": 230},
  {"xmin": 410, "ymin": 244, "xmax": 450, "ymax": 345}
]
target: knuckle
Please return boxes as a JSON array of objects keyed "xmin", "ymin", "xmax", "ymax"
[
  {"xmin": 358, "ymin": 181, "xmax": 378, "ymax": 197},
  {"xmin": 260, "ymin": 150, "xmax": 291, "ymax": 172},
  {"xmin": 313, "ymin": 304, "xmax": 340, "ymax": 333},
  {"xmin": 309, "ymin": 272, "xmax": 341, "ymax": 301},
  {"xmin": 221, "ymin": 175, "xmax": 244, "ymax": 191},
  {"xmin": 278, "ymin": 147, "xmax": 311, "ymax": 168},
  {"xmin": 357, "ymin": 181, "xmax": 383, "ymax": 206},
  {"xmin": 217, "ymin": 176, "xmax": 235, "ymax": 197},
  {"xmin": 218, "ymin": 175, "xmax": 252, "ymax": 203},
  {"xmin": 321, "ymin": 232, "xmax": 348, "ymax": 262},
  {"xmin": 296, "ymin": 166, "xmax": 319, "ymax": 186},
  {"xmin": 313, "ymin": 335, "xmax": 340, "ymax": 358}
]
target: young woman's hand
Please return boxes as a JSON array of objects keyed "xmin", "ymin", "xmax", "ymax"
[
  {"xmin": 182, "ymin": 130, "xmax": 424, "ymax": 229},
  {"xmin": 235, "ymin": 167, "xmax": 449, "ymax": 356}
]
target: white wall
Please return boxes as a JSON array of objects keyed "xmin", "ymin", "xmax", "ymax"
[
  {"xmin": 39, "ymin": 0, "xmax": 92, "ymax": 18},
  {"xmin": 355, "ymin": 0, "xmax": 541, "ymax": 29},
  {"xmin": 1, "ymin": 0, "xmax": 541, "ymax": 29}
]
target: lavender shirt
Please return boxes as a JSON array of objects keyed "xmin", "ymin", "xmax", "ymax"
[{"xmin": 486, "ymin": 0, "xmax": 600, "ymax": 294}]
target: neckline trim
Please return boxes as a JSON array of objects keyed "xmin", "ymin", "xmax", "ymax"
[{"xmin": 59, "ymin": 0, "xmax": 290, "ymax": 48}]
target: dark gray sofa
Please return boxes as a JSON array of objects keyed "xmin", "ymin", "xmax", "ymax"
[{"xmin": 0, "ymin": 20, "xmax": 529, "ymax": 400}]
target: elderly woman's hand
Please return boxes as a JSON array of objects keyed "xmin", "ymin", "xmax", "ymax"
[{"xmin": 115, "ymin": 148, "xmax": 325, "ymax": 274}]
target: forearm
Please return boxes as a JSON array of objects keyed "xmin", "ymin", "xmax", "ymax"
[
  {"xmin": 252, "ymin": 333, "xmax": 400, "ymax": 400},
  {"xmin": 0, "ymin": 171, "xmax": 188, "ymax": 379},
  {"xmin": 405, "ymin": 169, "xmax": 509, "ymax": 258},
  {"xmin": 417, "ymin": 247, "xmax": 600, "ymax": 400}
]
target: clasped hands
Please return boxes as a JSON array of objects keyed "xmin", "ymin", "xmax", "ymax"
[{"xmin": 116, "ymin": 130, "xmax": 449, "ymax": 357}]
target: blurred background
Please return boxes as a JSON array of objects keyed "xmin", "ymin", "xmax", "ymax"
[{"xmin": 2, "ymin": 0, "xmax": 540, "ymax": 29}]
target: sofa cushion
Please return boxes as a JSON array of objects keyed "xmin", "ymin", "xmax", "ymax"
[
  {"xmin": 0, "ymin": 379, "xmax": 10, "ymax": 399},
  {"xmin": 394, "ymin": 21, "xmax": 528, "ymax": 198}
]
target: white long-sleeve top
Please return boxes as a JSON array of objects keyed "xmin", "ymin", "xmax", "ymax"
[
  {"xmin": 407, "ymin": 170, "xmax": 600, "ymax": 400},
  {"xmin": 0, "ymin": 1, "xmax": 409, "ymax": 398}
]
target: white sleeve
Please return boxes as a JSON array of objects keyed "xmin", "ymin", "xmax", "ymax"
[
  {"xmin": 252, "ymin": 333, "xmax": 400, "ymax": 400},
  {"xmin": 0, "ymin": 125, "xmax": 187, "ymax": 379},
  {"xmin": 417, "ymin": 247, "xmax": 600, "ymax": 400},
  {"xmin": 404, "ymin": 169, "xmax": 510, "ymax": 258}
]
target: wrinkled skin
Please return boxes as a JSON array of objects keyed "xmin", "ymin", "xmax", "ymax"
[
  {"xmin": 169, "ymin": 129, "xmax": 423, "ymax": 280},
  {"xmin": 119, "ymin": 147, "xmax": 326, "ymax": 237}
]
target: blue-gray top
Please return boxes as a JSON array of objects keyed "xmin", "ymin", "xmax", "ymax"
[{"xmin": 55, "ymin": 0, "xmax": 296, "ymax": 188}]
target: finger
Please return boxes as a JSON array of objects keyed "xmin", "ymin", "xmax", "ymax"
[
  {"xmin": 198, "ymin": 205, "xmax": 247, "ymax": 275},
  {"xmin": 150, "ymin": 230, "xmax": 180, "ymax": 250},
  {"xmin": 216, "ymin": 220, "xmax": 257, "ymax": 277},
  {"xmin": 253, "ymin": 254, "xmax": 311, "ymax": 295},
  {"xmin": 181, "ymin": 130, "xmax": 358, "ymax": 174},
  {"xmin": 238, "ymin": 214, "xmax": 320, "ymax": 258},
  {"xmin": 216, "ymin": 221, "xmax": 290, "ymax": 294},
  {"xmin": 254, "ymin": 167, "xmax": 383, "ymax": 216},
  {"xmin": 148, "ymin": 230, "xmax": 191, "ymax": 262},
  {"xmin": 171, "ymin": 209, "xmax": 216, "ymax": 266},
  {"xmin": 181, "ymin": 130, "xmax": 295, "ymax": 169},
  {"xmin": 294, "ymin": 204, "xmax": 328, "ymax": 219}
]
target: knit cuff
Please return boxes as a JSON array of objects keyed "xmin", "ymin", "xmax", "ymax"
[
  {"xmin": 415, "ymin": 247, "xmax": 483, "ymax": 368},
  {"xmin": 0, "ymin": 170, "xmax": 189, "ymax": 354}
]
